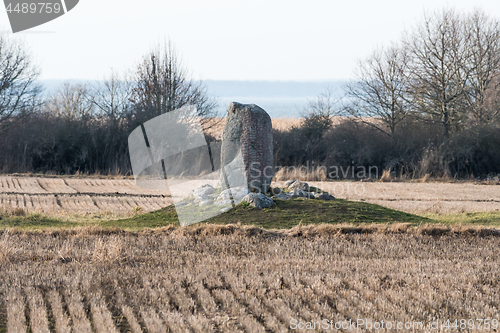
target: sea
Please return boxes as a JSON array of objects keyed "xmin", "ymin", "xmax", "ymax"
[{"xmin": 41, "ymin": 79, "xmax": 347, "ymax": 118}]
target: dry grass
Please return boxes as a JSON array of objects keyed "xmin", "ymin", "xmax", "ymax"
[
  {"xmin": 0, "ymin": 225, "xmax": 499, "ymax": 332},
  {"xmin": 421, "ymin": 173, "xmax": 431, "ymax": 183},
  {"xmin": 206, "ymin": 116, "xmax": 359, "ymax": 140},
  {"xmin": 91, "ymin": 236, "xmax": 124, "ymax": 262},
  {"xmin": 271, "ymin": 117, "xmax": 303, "ymax": 131},
  {"xmin": 380, "ymin": 169, "xmax": 393, "ymax": 182},
  {"xmin": 295, "ymin": 181, "xmax": 500, "ymax": 215},
  {"xmin": 204, "ymin": 117, "xmax": 304, "ymax": 140}
]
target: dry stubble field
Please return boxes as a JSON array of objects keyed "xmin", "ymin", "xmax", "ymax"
[
  {"xmin": 1, "ymin": 175, "xmax": 500, "ymax": 332},
  {"xmin": 0, "ymin": 226, "xmax": 499, "ymax": 332}
]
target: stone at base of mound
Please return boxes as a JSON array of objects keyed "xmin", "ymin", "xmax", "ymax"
[
  {"xmin": 273, "ymin": 193, "xmax": 292, "ymax": 200},
  {"xmin": 242, "ymin": 193, "xmax": 276, "ymax": 209},
  {"xmin": 276, "ymin": 179, "xmax": 336, "ymax": 200},
  {"xmin": 316, "ymin": 193, "xmax": 335, "ymax": 200},
  {"xmin": 288, "ymin": 181, "xmax": 310, "ymax": 192},
  {"xmin": 215, "ymin": 199, "xmax": 233, "ymax": 206},
  {"xmin": 199, "ymin": 200, "xmax": 213, "ymax": 207},
  {"xmin": 290, "ymin": 188, "xmax": 313, "ymax": 199},
  {"xmin": 217, "ymin": 187, "xmax": 250, "ymax": 202},
  {"xmin": 270, "ymin": 187, "xmax": 282, "ymax": 195},
  {"xmin": 193, "ymin": 184, "xmax": 215, "ymax": 199}
]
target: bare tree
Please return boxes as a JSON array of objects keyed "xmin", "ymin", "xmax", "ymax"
[
  {"xmin": 463, "ymin": 10, "xmax": 500, "ymax": 125},
  {"xmin": 405, "ymin": 9, "xmax": 471, "ymax": 137},
  {"xmin": 44, "ymin": 82, "xmax": 93, "ymax": 119},
  {"xmin": 90, "ymin": 71, "xmax": 133, "ymax": 125},
  {"xmin": 130, "ymin": 41, "xmax": 217, "ymax": 126},
  {"xmin": 304, "ymin": 85, "xmax": 339, "ymax": 118},
  {"xmin": 301, "ymin": 86, "xmax": 339, "ymax": 143},
  {"xmin": 0, "ymin": 35, "xmax": 41, "ymax": 126},
  {"xmin": 344, "ymin": 43, "xmax": 413, "ymax": 140}
]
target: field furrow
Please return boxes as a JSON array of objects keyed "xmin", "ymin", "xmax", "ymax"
[
  {"xmin": 64, "ymin": 290, "xmax": 93, "ymax": 333},
  {"xmin": 212, "ymin": 288, "xmax": 266, "ymax": 333},
  {"xmin": 47, "ymin": 290, "xmax": 71, "ymax": 333},
  {"xmin": 89, "ymin": 293, "xmax": 120, "ymax": 333},
  {"xmin": 140, "ymin": 307, "xmax": 168, "ymax": 333},
  {"xmin": 37, "ymin": 178, "xmax": 77, "ymax": 194},
  {"xmin": 26, "ymin": 288, "xmax": 51, "ymax": 333},
  {"xmin": 120, "ymin": 305, "xmax": 143, "ymax": 333},
  {"xmin": 222, "ymin": 272, "xmax": 288, "ymax": 332},
  {"xmin": 6, "ymin": 291, "xmax": 27, "ymax": 333}
]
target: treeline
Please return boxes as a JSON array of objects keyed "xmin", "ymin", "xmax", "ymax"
[
  {"xmin": 0, "ymin": 41, "xmax": 218, "ymax": 175},
  {"xmin": 275, "ymin": 9, "xmax": 500, "ymax": 179},
  {"xmin": 1, "ymin": 9, "xmax": 500, "ymax": 179}
]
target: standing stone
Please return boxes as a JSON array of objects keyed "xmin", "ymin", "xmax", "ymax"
[{"xmin": 220, "ymin": 102, "xmax": 274, "ymax": 194}]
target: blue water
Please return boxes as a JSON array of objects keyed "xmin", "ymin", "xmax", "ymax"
[
  {"xmin": 40, "ymin": 79, "xmax": 347, "ymax": 118},
  {"xmin": 206, "ymin": 80, "xmax": 347, "ymax": 118}
]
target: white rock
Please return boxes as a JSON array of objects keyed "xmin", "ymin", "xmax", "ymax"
[
  {"xmin": 273, "ymin": 193, "xmax": 292, "ymax": 200},
  {"xmin": 193, "ymin": 184, "xmax": 215, "ymax": 199},
  {"xmin": 317, "ymin": 193, "xmax": 335, "ymax": 200},
  {"xmin": 217, "ymin": 189, "xmax": 232, "ymax": 201},
  {"xmin": 290, "ymin": 188, "xmax": 312, "ymax": 199},
  {"xmin": 194, "ymin": 195, "xmax": 211, "ymax": 203},
  {"xmin": 217, "ymin": 187, "xmax": 249, "ymax": 202},
  {"xmin": 288, "ymin": 181, "xmax": 309, "ymax": 192},
  {"xmin": 199, "ymin": 200, "xmax": 213, "ymax": 207},
  {"xmin": 215, "ymin": 199, "xmax": 233, "ymax": 206},
  {"xmin": 231, "ymin": 186, "xmax": 250, "ymax": 201},
  {"xmin": 241, "ymin": 193, "xmax": 276, "ymax": 209}
]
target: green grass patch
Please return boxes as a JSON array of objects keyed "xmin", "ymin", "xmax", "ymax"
[
  {"xmin": 426, "ymin": 212, "xmax": 500, "ymax": 227},
  {"xmin": 100, "ymin": 208, "xmax": 180, "ymax": 229},
  {"xmin": 0, "ymin": 213, "xmax": 83, "ymax": 229},
  {"xmin": 102, "ymin": 198, "xmax": 428, "ymax": 230}
]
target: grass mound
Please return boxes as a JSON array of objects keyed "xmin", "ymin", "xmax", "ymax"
[{"xmin": 101, "ymin": 198, "xmax": 428, "ymax": 230}]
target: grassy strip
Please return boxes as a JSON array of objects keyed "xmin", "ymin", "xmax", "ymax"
[
  {"xmin": 2, "ymin": 199, "xmax": 499, "ymax": 231},
  {"xmin": 427, "ymin": 212, "xmax": 500, "ymax": 227},
  {"xmin": 0, "ymin": 199, "xmax": 426, "ymax": 230},
  {"xmin": 0, "ymin": 213, "xmax": 84, "ymax": 229}
]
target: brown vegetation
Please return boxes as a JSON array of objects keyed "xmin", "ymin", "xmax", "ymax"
[
  {"xmin": 303, "ymin": 181, "xmax": 500, "ymax": 215},
  {"xmin": 0, "ymin": 225, "xmax": 499, "ymax": 332}
]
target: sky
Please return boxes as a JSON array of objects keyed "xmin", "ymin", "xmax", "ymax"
[{"xmin": 1, "ymin": 0, "xmax": 500, "ymax": 82}]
